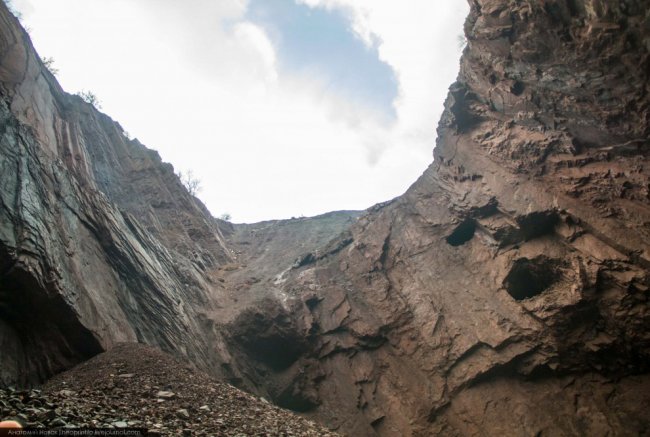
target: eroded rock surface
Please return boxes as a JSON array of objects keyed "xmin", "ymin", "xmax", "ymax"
[
  {"xmin": 228, "ymin": 0, "xmax": 650, "ymax": 435},
  {"xmin": 0, "ymin": 1, "xmax": 356, "ymax": 397},
  {"xmin": 0, "ymin": 1, "xmax": 649, "ymax": 436},
  {"xmin": 0, "ymin": 1, "xmax": 246, "ymax": 386}
]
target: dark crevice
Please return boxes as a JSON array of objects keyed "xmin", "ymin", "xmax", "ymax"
[
  {"xmin": 229, "ymin": 303, "xmax": 308, "ymax": 372},
  {"xmin": 0, "ymin": 243, "xmax": 103, "ymax": 386},
  {"xmin": 275, "ymin": 382, "xmax": 320, "ymax": 412},
  {"xmin": 511, "ymin": 81, "xmax": 525, "ymax": 96},
  {"xmin": 295, "ymin": 252, "xmax": 316, "ymax": 268},
  {"xmin": 305, "ymin": 296, "xmax": 322, "ymax": 311},
  {"xmin": 503, "ymin": 256, "xmax": 562, "ymax": 300},
  {"xmin": 446, "ymin": 219, "xmax": 477, "ymax": 246},
  {"xmin": 447, "ymin": 82, "xmax": 482, "ymax": 132},
  {"xmin": 469, "ymin": 197, "xmax": 499, "ymax": 218},
  {"xmin": 371, "ymin": 416, "xmax": 386, "ymax": 429},
  {"xmin": 516, "ymin": 210, "xmax": 559, "ymax": 241},
  {"xmin": 294, "ymin": 233, "xmax": 354, "ymax": 269},
  {"xmin": 376, "ymin": 228, "xmax": 392, "ymax": 271}
]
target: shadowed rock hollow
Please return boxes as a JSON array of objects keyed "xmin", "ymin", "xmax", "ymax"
[{"xmin": 0, "ymin": 0, "xmax": 649, "ymax": 436}]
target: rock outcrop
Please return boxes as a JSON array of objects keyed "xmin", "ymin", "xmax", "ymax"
[
  {"xmin": 1, "ymin": 0, "xmax": 649, "ymax": 436},
  {"xmin": 0, "ymin": 0, "xmax": 242, "ymax": 387},
  {"xmin": 225, "ymin": 0, "xmax": 650, "ymax": 435},
  {"xmin": 0, "ymin": 0, "xmax": 358, "ymax": 397}
]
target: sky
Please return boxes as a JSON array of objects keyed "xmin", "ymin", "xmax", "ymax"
[{"xmin": 10, "ymin": 0, "xmax": 468, "ymax": 223}]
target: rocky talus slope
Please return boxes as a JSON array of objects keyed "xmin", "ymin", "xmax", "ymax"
[
  {"xmin": 1, "ymin": 343, "xmax": 339, "ymax": 436},
  {"xmin": 1, "ymin": 0, "xmax": 649, "ymax": 436}
]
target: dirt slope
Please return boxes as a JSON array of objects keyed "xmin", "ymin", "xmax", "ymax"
[{"xmin": 2, "ymin": 343, "xmax": 340, "ymax": 436}]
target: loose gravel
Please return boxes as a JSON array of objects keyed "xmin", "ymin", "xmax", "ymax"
[{"xmin": 0, "ymin": 343, "xmax": 341, "ymax": 436}]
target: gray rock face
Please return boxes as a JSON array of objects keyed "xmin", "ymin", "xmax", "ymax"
[
  {"xmin": 0, "ymin": 3, "xmax": 236, "ymax": 385},
  {"xmin": 0, "ymin": 1, "xmax": 359, "ymax": 396},
  {"xmin": 0, "ymin": 1, "xmax": 649, "ymax": 436}
]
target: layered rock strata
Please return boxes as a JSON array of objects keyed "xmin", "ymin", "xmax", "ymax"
[
  {"xmin": 240, "ymin": 0, "xmax": 650, "ymax": 434},
  {"xmin": 0, "ymin": 2, "xmax": 238, "ymax": 386}
]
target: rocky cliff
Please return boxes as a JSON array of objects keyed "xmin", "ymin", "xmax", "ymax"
[
  {"xmin": 0, "ymin": 2, "xmax": 235, "ymax": 386},
  {"xmin": 0, "ymin": 0, "xmax": 360, "ymax": 396},
  {"xmin": 1, "ymin": 0, "xmax": 649, "ymax": 436},
  {"xmin": 224, "ymin": 0, "xmax": 650, "ymax": 434}
]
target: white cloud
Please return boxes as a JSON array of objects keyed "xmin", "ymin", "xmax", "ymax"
[
  {"xmin": 14, "ymin": 0, "xmax": 468, "ymax": 223},
  {"xmin": 297, "ymin": 0, "xmax": 469, "ymax": 147}
]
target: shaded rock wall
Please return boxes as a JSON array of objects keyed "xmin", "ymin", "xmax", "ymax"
[{"xmin": 0, "ymin": 3, "xmax": 237, "ymax": 385}]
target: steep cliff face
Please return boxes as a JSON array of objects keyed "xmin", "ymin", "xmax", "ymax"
[
  {"xmin": 243, "ymin": 0, "xmax": 650, "ymax": 435},
  {"xmin": 0, "ymin": 0, "xmax": 359, "ymax": 398},
  {"xmin": 0, "ymin": 2, "xmax": 240, "ymax": 386},
  {"xmin": 0, "ymin": 0, "xmax": 649, "ymax": 436}
]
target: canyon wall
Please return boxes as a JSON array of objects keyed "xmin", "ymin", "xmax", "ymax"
[
  {"xmin": 249, "ymin": 0, "xmax": 650, "ymax": 434},
  {"xmin": 0, "ymin": 1, "xmax": 649, "ymax": 436},
  {"xmin": 0, "ymin": 2, "xmax": 244, "ymax": 386}
]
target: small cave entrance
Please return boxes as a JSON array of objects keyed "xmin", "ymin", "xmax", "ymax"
[
  {"xmin": 0, "ymin": 244, "xmax": 103, "ymax": 386},
  {"xmin": 229, "ymin": 304, "xmax": 308, "ymax": 372},
  {"xmin": 445, "ymin": 219, "xmax": 477, "ymax": 246},
  {"xmin": 511, "ymin": 81, "xmax": 525, "ymax": 96},
  {"xmin": 503, "ymin": 256, "xmax": 561, "ymax": 300},
  {"xmin": 243, "ymin": 332, "xmax": 306, "ymax": 371},
  {"xmin": 516, "ymin": 210, "xmax": 559, "ymax": 241}
]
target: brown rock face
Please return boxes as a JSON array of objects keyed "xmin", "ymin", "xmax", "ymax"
[
  {"xmin": 240, "ymin": 0, "xmax": 650, "ymax": 434},
  {"xmin": 0, "ymin": 1, "xmax": 649, "ymax": 436}
]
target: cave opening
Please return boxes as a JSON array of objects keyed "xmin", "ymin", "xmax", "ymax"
[
  {"xmin": 230, "ymin": 306, "xmax": 308, "ymax": 372},
  {"xmin": 516, "ymin": 210, "xmax": 559, "ymax": 241},
  {"xmin": 244, "ymin": 334, "xmax": 306, "ymax": 371},
  {"xmin": 446, "ymin": 219, "xmax": 477, "ymax": 246},
  {"xmin": 511, "ymin": 81, "xmax": 525, "ymax": 96},
  {"xmin": 503, "ymin": 256, "xmax": 560, "ymax": 300},
  {"xmin": 0, "ymin": 244, "xmax": 103, "ymax": 386}
]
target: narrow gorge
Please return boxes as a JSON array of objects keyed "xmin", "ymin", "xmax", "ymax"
[{"xmin": 1, "ymin": 0, "xmax": 649, "ymax": 435}]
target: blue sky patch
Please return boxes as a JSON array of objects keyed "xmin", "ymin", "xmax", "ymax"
[{"xmin": 247, "ymin": 0, "xmax": 398, "ymax": 120}]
